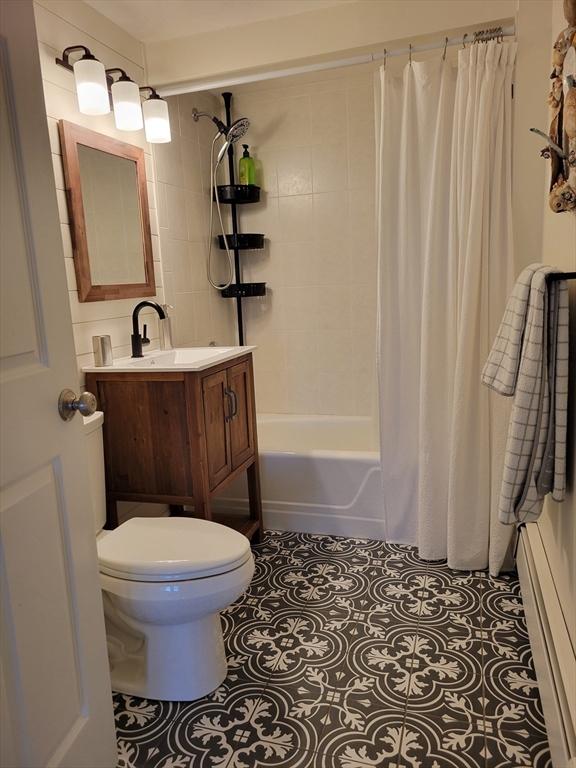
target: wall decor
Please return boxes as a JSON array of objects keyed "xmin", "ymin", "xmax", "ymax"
[{"xmin": 546, "ymin": 0, "xmax": 576, "ymax": 212}]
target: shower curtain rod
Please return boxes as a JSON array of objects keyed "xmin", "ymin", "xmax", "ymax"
[{"xmin": 158, "ymin": 24, "xmax": 515, "ymax": 97}]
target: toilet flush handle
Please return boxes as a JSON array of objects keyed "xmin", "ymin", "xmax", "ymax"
[{"xmin": 58, "ymin": 389, "xmax": 97, "ymax": 421}]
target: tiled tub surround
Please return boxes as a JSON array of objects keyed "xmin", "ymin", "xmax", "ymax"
[
  {"xmin": 113, "ymin": 531, "xmax": 550, "ymax": 768},
  {"xmin": 154, "ymin": 92, "xmax": 237, "ymax": 349},
  {"xmin": 208, "ymin": 68, "xmax": 378, "ymax": 418}
]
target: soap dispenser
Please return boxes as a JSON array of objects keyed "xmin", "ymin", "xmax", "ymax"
[{"xmin": 239, "ymin": 144, "xmax": 255, "ymax": 186}]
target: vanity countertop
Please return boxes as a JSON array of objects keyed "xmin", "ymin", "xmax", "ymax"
[{"xmin": 83, "ymin": 346, "xmax": 256, "ymax": 373}]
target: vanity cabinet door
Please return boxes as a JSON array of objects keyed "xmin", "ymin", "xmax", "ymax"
[
  {"xmin": 228, "ymin": 360, "xmax": 255, "ymax": 470},
  {"xmin": 202, "ymin": 369, "xmax": 232, "ymax": 490}
]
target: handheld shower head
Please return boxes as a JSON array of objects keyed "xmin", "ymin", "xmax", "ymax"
[
  {"xmin": 192, "ymin": 109, "xmax": 251, "ymax": 164},
  {"xmin": 226, "ymin": 117, "xmax": 250, "ymax": 143},
  {"xmin": 215, "ymin": 117, "xmax": 251, "ymax": 164},
  {"xmin": 198, "ymin": 105, "xmax": 252, "ymax": 291},
  {"xmin": 192, "ymin": 109, "xmax": 249, "ymax": 140}
]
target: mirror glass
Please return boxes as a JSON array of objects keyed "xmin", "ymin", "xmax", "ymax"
[
  {"xmin": 59, "ymin": 120, "xmax": 155, "ymax": 302},
  {"xmin": 78, "ymin": 144, "xmax": 145, "ymax": 285}
]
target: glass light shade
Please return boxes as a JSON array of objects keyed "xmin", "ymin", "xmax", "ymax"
[
  {"xmin": 111, "ymin": 79, "xmax": 143, "ymax": 131},
  {"xmin": 73, "ymin": 58, "xmax": 110, "ymax": 115},
  {"xmin": 142, "ymin": 97, "xmax": 171, "ymax": 143}
]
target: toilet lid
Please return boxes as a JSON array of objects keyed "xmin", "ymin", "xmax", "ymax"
[{"xmin": 97, "ymin": 517, "xmax": 252, "ymax": 581}]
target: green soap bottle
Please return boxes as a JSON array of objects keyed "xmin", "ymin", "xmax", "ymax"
[{"xmin": 239, "ymin": 144, "xmax": 255, "ymax": 186}]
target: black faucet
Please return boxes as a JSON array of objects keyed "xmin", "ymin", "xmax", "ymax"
[{"xmin": 131, "ymin": 301, "xmax": 166, "ymax": 358}]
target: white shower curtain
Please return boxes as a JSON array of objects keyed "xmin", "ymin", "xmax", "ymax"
[{"xmin": 377, "ymin": 41, "xmax": 518, "ymax": 575}]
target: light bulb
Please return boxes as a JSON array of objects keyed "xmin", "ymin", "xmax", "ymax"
[
  {"xmin": 143, "ymin": 96, "xmax": 171, "ymax": 143},
  {"xmin": 111, "ymin": 78, "xmax": 143, "ymax": 131},
  {"xmin": 73, "ymin": 57, "xmax": 109, "ymax": 115}
]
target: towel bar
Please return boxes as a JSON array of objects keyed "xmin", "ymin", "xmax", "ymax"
[{"xmin": 546, "ymin": 272, "xmax": 576, "ymax": 282}]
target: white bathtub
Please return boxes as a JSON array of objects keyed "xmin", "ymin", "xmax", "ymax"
[{"xmin": 215, "ymin": 414, "xmax": 386, "ymax": 540}]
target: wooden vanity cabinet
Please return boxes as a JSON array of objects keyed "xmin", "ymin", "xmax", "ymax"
[
  {"xmin": 202, "ymin": 359, "xmax": 255, "ymax": 489},
  {"xmin": 86, "ymin": 353, "xmax": 262, "ymax": 541}
]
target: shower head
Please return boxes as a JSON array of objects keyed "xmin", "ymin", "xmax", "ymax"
[
  {"xmin": 215, "ymin": 117, "xmax": 250, "ymax": 164},
  {"xmin": 192, "ymin": 108, "xmax": 250, "ymax": 164},
  {"xmin": 226, "ymin": 117, "xmax": 250, "ymax": 143},
  {"xmin": 192, "ymin": 108, "xmax": 250, "ymax": 140}
]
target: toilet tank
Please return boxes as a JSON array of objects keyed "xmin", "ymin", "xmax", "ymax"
[{"xmin": 83, "ymin": 411, "xmax": 106, "ymax": 533}]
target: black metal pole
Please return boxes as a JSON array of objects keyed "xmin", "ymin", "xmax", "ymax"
[{"xmin": 222, "ymin": 91, "xmax": 244, "ymax": 345}]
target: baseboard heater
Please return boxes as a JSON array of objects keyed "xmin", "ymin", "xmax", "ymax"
[{"xmin": 517, "ymin": 524, "xmax": 576, "ymax": 768}]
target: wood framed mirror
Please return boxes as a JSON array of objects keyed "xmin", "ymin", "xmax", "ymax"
[{"xmin": 58, "ymin": 120, "xmax": 156, "ymax": 302}]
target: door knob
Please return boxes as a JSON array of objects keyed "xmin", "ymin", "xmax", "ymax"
[{"xmin": 58, "ymin": 389, "xmax": 97, "ymax": 421}]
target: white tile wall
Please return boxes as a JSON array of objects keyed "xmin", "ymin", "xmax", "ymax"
[
  {"xmin": 208, "ymin": 69, "xmax": 378, "ymax": 416},
  {"xmin": 34, "ymin": 0, "xmax": 169, "ymax": 520},
  {"xmin": 34, "ymin": 1, "xmax": 165, "ymax": 387},
  {"xmin": 155, "ymin": 92, "xmax": 237, "ymax": 348}
]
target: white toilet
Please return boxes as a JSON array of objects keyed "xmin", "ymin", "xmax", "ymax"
[{"xmin": 84, "ymin": 412, "xmax": 255, "ymax": 702}]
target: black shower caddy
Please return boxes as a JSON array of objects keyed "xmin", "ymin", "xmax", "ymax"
[{"xmin": 217, "ymin": 91, "xmax": 266, "ymax": 345}]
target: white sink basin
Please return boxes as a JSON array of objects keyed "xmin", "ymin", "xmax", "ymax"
[
  {"xmin": 83, "ymin": 346, "xmax": 255, "ymax": 373},
  {"xmin": 130, "ymin": 347, "xmax": 233, "ymax": 367}
]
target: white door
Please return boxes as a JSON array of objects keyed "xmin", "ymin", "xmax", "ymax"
[{"xmin": 0, "ymin": 3, "xmax": 117, "ymax": 766}]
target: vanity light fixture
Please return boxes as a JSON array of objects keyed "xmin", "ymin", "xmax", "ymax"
[
  {"xmin": 140, "ymin": 88, "xmax": 172, "ymax": 144},
  {"xmin": 107, "ymin": 69, "xmax": 143, "ymax": 131},
  {"xmin": 55, "ymin": 47, "xmax": 171, "ymax": 142},
  {"xmin": 56, "ymin": 46, "xmax": 110, "ymax": 116}
]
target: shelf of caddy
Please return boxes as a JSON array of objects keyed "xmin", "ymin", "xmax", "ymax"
[{"xmin": 86, "ymin": 352, "xmax": 262, "ymax": 542}]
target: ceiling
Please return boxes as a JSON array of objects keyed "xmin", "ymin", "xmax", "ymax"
[{"xmin": 85, "ymin": 0, "xmax": 358, "ymax": 43}]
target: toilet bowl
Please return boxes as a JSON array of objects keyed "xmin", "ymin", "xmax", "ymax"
[
  {"xmin": 83, "ymin": 413, "xmax": 255, "ymax": 702},
  {"xmin": 98, "ymin": 516, "xmax": 254, "ymax": 702}
]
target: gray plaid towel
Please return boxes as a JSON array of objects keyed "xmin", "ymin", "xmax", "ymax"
[{"xmin": 481, "ymin": 264, "xmax": 569, "ymax": 524}]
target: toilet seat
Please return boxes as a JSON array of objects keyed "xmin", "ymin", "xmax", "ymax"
[{"xmin": 97, "ymin": 517, "xmax": 251, "ymax": 582}]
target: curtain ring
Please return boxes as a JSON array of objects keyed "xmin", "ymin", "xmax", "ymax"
[
  {"xmin": 442, "ymin": 36, "xmax": 448, "ymax": 60},
  {"xmin": 409, "ymin": 43, "xmax": 413, "ymax": 66},
  {"xmin": 462, "ymin": 33, "xmax": 468, "ymax": 49}
]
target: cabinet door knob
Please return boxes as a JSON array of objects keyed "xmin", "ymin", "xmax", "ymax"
[{"xmin": 58, "ymin": 389, "xmax": 97, "ymax": 421}]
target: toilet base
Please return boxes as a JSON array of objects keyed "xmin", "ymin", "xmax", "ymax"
[{"xmin": 108, "ymin": 612, "xmax": 228, "ymax": 702}]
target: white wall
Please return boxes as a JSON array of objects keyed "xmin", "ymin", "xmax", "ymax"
[
  {"xmin": 211, "ymin": 67, "xmax": 377, "ymax": 416},
  {"xmin": 145, "ymin": 0, "xmax": 516, "ymax": 88},
  {"xmin": 155, "ymin": 92, "xmax": 237, "ymax": 347},
  {"xmin": 34, "ymin": 0, "xmax": 165, "ymax": 386},
  {"xmin": 535, "ymin": 0, "xmax": 576, "ymax": 650},
  {"xmin": 512, "ymin": 0, "xmax": 554, "ymax": 269}
]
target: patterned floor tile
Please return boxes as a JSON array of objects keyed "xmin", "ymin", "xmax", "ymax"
[
  {"xmin": 301, "ymin": 597, "xmax": 396, "ymax": 641},
  {"xmin": 403, "ymin": 571, "xmax": 484, "ymax": 630},
  {"xmin": 234, "ymin": 608, "xmax": 346, "ymax": 684},
  {"xmin": 171, "ymin": 686, "xmax": 318, "ymax": 767},
  {"xmin": 482, "ymin": 655, "xmax": 547, "ymax": 733},
  {"xmin": 317, "ymin": 710, "xmax": 406, "ymax": 768},
  {"xmin": 112, "ymin": 531, "xmax": 550, "ymax": 768},
  {"xmin": 396, "ymin": 626, "xmax": 484, "ymax": 723},
  {"xmin": 483, "ymin": 720, "xmax": 552, "ymax": 768},
  {"xmin": 222, "ymin": 609, "xmax": 307, "ymax": 685},
  {"xmin": 478, "ymin": 616, "xmax": 531, "ymax": 665},
  {"xmin": 272, "ymin": 558, "xmax": 369, "ymax": 610},
  {"xmin": 333, "ymin": 625, "xmax": 421, "ymax": 712},
  {"xmin": 114, "ymin": 695, "xmax": 185, "ymax": 767},
  {"xmin": 378, "ymin": 540, "xmax": 431, "ymax": 568},
  {"xmin": 276, "ymin": 531, "xmax": 385, "ymax": 559},
  {"xmin": 222, "ymin": 580, "xmax": 295, "ymax": 627},
  {"xmin": 369, "ymin": 569, "xmax": 451, "ymax": 624},
  {"xmin": 265, "ymin": 669, "xmax": 338, "ymax": 739},
  {"xmin": 397, "ymin": 713, "xmax": 489, "ymax": 768}
]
